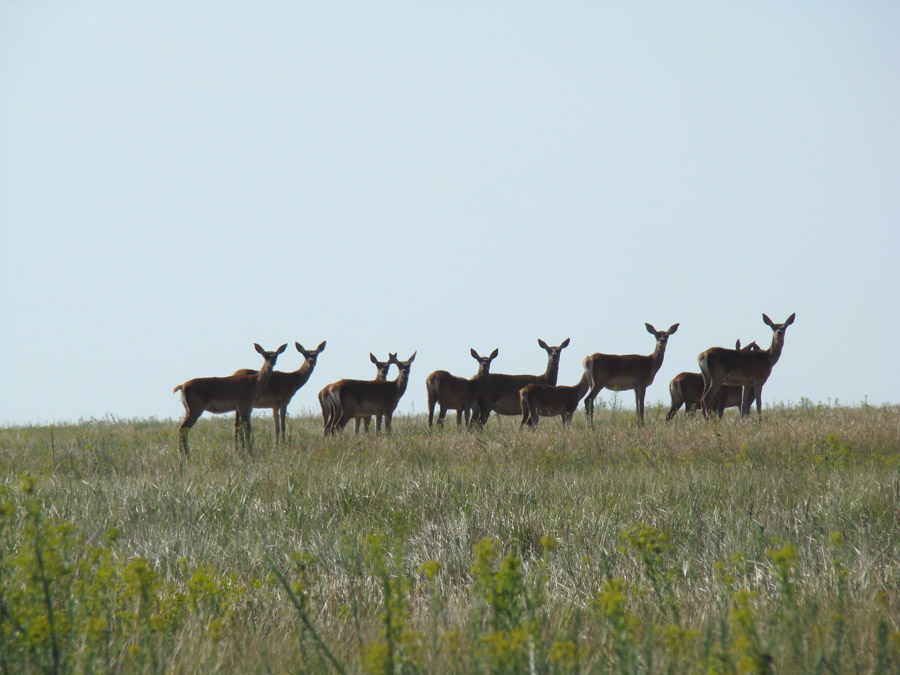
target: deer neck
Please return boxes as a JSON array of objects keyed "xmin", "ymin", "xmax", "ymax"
[
  {"xmin": 287, "ymin": 361, "xmax": 314, "ymax": 390},
  {"xmin": 575, "ymin": 372, "xmax": 591, "ymax": 398},
  {"xmin": 394, "ymin": 370, "xmax": 411, "ymax": 398},
  {"xmin": 254, "ymin": 358, "xmax": 277, "ymax": 397},
  {"xmin": 542, "ymin": 357, "xmax": 561, "ymax": 385},
  {"xmin": 766, "ymin": 332, "xmax": 785, "ymax": 367},
  {"xmin": 649, "ymin": 341, "xmax": 668, "ymax": 378}
]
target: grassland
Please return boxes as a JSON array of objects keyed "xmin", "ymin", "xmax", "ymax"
[{"xmin": 2, "ymin": 403, "xmax": 899, "ymax": 673}]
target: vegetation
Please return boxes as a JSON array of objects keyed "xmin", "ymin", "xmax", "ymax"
[{"xmin": 1, "ymin": 403, "xmax": 899, "ymax": 673}]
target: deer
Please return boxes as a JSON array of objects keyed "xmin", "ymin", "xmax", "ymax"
[
  {"xmin": 519, "ymin": 371, "xmax": 591, "ymax": 429},
  {"xmin": 665, "ymin": 340, "xmax": 760, "ymax": 421},
  {"xmin": 473, "ymin": 339, "xmax": 570, "ymax": 426},
  {"xmin": 699, "ymin": 313, "xmax": 796, "ymax": 419},
  {"xmin": 232, "ymin": 340, "xmax": 326, "ymax": 445},
  {"xmin": 583, "ymin": 323, "xmax": 680, "ymax": 425},
  {"xmin": 426, "ymin": 348, "xmax": 500, "ymax": 429},
  {"xmin": 318, "ymin": 353, "xmax": 392, "ymax": 435},
  {"xmin": 173, "ymin": 343, "xmax": 287, "ymax": 456},
  {"xmin": 327, "ymin": 352, "xmax": 416, "ymax": 435}
]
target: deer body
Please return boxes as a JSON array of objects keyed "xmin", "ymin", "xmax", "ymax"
[
  {"xmin": 666, "ymin": 340, "xmax": 759, "ymax": 421},
  {"xmin": 233, "ymin": 341, "xmax": 325, "ymax": 445},
  {"xmin": 520, "ymin": 372, "xmax": 591, "ymax": 428},
  {"xmin": 328, "ymin": 352, "xmax": 416, "ymax": 435},
  {"xmin": 173, "ymin": 343, "xmax": 287, "ymax": 456},
  {"xmin": 474, "ymin": 339, "xmax": 570, "ymax": 424},
  {"xmin": 318, "ymin": 354, "xmax": 391, "ymax": 435},
  {"xmin": 699, "ymin": 313, "xmax": 795, "ymax": 419},
  {"xmin": 584, "ymin": 323, "xmax": 679, "ymax": 424},
  {"xmin": 426, "ymin": 348, "xmax": 499, "ymax": 428}
]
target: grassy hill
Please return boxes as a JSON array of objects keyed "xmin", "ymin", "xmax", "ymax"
[{"xmin": 2, "ymin": 404, "xmax": 899, "ymax": 672}]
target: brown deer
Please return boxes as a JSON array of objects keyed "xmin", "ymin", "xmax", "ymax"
[
  {"xmin": 583, "ymin": 323, "xmax": 680, "ymax": 424},
  {"xmin": 232, "ymin": 340, "xmax": 326, "ymax": 445},
  {"xmin": 665, "ymin": 340, "xmax": 760, "ymax": 421},
  {"xmin": 173, "ymin": 343, "xmax": 287, "ymax": 456},
  {"xmin": 426, "ymin": 348, "xmax": 500, "ymax": 429},
  {"xmin": 318, "ymin": 353, "xmax": 392, "ymax": 435},
  {"xmin": 327, "ymin": 352, "xmax": 416, "ymax": 435},
  {"xmin": 699, "ymin": 313, "xmax": 796, "ymax": 419},
  {"xmin": 519, "ymin": 371, "xmax": 591, "ymax": 428},
  {"xmin": 473, "ymin": 339, "xmax": 570, "ymax": 425}
]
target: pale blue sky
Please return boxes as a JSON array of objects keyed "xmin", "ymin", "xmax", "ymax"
[{"xmin": 1, "ymin": 2, "xmax": 898, "ymax": 425}]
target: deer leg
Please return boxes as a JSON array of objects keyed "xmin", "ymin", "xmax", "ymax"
[
  {"xmin": 584, "ymin": 387, "xmax": 599, "ymax": 426},
  {"xmin": 279, "ymin": 407, "xmax": 287, "ymax": 444},
  {"xmin": 455, "ymin": 409, "xmax": 464, "ymax": 429},
  {"xmin": 754, "ymin": 386, "xmax": 763, "ymax": 419},
  {"xmin": 178, "ymin": 409, "xmax": 201, "ymax": 456},
  {"xmin": 383, "ymin": 414, "xmax": 392, "ymax": 434},
  {"xmin": 437, "ymin": 406, "xmax": 447, "ymax": 427},
  {"xmin": 354, "ymin": 417, "xmax": 362, "ymax": 435},
  {"xmin": 271, "ymin": 408, "xmax": 280, "ymax": 445},
  {"xmin": 234, "ymin": 413, "xmax": 242, "ymax": 450},
  {"xmin": 701, "ymin": 380, "xmax": 721, "ymax": 419},
  {"xmin": 635, "ymin": 387, "xmax": 645, "ymax": 423},
  {"xmin": 666, "ymin": 398, "xmax": 681, "ymax": 422}
]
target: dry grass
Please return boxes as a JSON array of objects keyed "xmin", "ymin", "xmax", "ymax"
[{"xmin": 2, "ymin": 403, "xmax": 899, "ymax": 672}]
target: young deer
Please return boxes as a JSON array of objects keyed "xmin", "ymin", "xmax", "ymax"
[
  {"xmin": 173, "ymin": 343, "xmax": 287, "ymax": 456},
  {"xmin": 665, "ymin": 340, "xmax": 760, "ymax": 421},
  {"xmin": 318, "ymin": 353, "xmax": 391, "ymax": 435},
  {"xmin": 233, "ymin": 340, "xmax": 326, "ymax": 445},
  {"xmin": 583, "ymin": 323, "xmax": 680, "ymax": 424},
  {"xmin": 699, "ymin": 313, "xmax": 796, "ymax": 419},
  {"xmin": 426, "ymin": 348, "xmax": 499, "ymax": 429},
  {"xmin": 328, "ymin": 352, "xmax": 416, "ymax": 435},
  {"xmin": 474, "ymin": 339, "xmax": 570, "ymax": 425},
  {"xmin": 519, "ymin": 371, "xmax": 591, "ymax": 429}
]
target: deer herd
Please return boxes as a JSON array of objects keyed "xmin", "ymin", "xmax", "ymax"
[{"xmin": 172, "ymin": 313, "xmax": 796, "ymax": 455}]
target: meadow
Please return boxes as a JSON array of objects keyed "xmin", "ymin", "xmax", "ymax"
[{"xmin": 1, "ymin": 403, "xmax": 899, "ymax": 673}]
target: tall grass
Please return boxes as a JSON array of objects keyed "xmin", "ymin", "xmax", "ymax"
[{"xmin": 1, "ymin": 404, "xmax": 899, "ymax": 672}]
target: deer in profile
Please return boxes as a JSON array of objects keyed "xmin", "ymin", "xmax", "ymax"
[
  {"xmin": 318, "ymin": 353, "xmax": 392, "ymax": 435},
  {"xmin": 699, "ymin": 313, "xmax": 796, "ymax": 419},
  {"xmin": 519, "ymin": 371, "xmax": 591, "ymax": 429},
  {"xmin": 232, "ymin": 340, "xmax": 326, "ymax": 445},
  {"xmin": 583, "ymin": 323, "xmax": 679, "ymax": 424},
  {"xmin": 326, "ymin": 352, "xmax": 416, "ymax": 435},
  {"xmin": 666, "ymin": 340, "xmax": 759, "ymax": 421},
  {"xmin": 426, "ymin": 348, "xmax": 499, "ymax": 429},
  {"xmin": 173, "ymin": 343, "xmax": 287, "ymax": 456},
  {"xmin": 473, "ymin": 339, "xmax": 570, "ymax": 426}
]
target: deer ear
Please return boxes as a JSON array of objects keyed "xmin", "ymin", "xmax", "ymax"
[
  {"xmin": 762, "ymin": 313, "xmax": 774, "ymax": 328},
  {"xmin": 295, "ymin": 342, "xmax": 305, "ymax": 353},
  {"xmin": 645, "ymin": 323, "xmax": 657, "ymax": 335},
  {"xmin": 317, "ymin": 341, "xmax": 326, "ymax": 352},
  {"xmin": 370, "ymin": 353, "xmax": 378, "ymax": 363},
  {"xmin": 254, "ymin": 343, "xmax": 265, "ymax": 354},
  {"xmin": 407, "ymin": 351, "xmax": 417, "ymax": 362},
  {"xmin": 784, "ymin": 313, "xmax": 796, "ymax": 326},
  {"xmin": 735, "ymin": 339, "xmax": 742, "ymax": 349},
  {"xmin": 668, "ymin": 323, "xmax": 679, "ymax": 334},
  {"xmin": 490, "ymin": 348, "xmax": 499, "ymax": 359},
  {"xmin": 276, "ymin": 344, "xmax": 288, "ymax": 355},
  {"xmin": 560, "ymin": 338, "xmax": 570, "ymax": 349},
  {"xmin": 471, "ymin": 348, "xmax": 480, "ymax": 359},
  {"xmin": 538, "ymin": 339, "xmax": 549, "ymax": 351}
]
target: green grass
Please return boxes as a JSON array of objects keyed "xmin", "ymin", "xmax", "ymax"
[{"xmin": 2, "ymin": 404, "xmax": 899, "ymax": 673}]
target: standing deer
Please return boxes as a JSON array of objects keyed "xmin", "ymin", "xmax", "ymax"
[
  {"xmin": 699, "ymin": 313, "xmax": 796, "ymax": 419},
  {"xmin": 232, "ymin": 340, "xmax": 326, "ymax": 445},
  {"xmin": 665, "ymin": 340, "xmax": 759, "ymax": 421},
  {"xmin": 426, "ymin": 348, "xmax": 500, "ymax": 429},
  {"xmin": 173, "ymin": 343, "xmax": 287, "ymax": 456},
  {"xmin": 583, "ymin": 323, "xmax": 680, "ymax": 424},
  {"xmin": 474, "ymin": 339, "xmax": 570, "ymax": 425},
  {"xmin": 328, "ymin": 352, "xmax": 416, "ymax": 435},
  {"xmin": 519, "ymin": 371, "xmax": 591, "ymax": 428},
  {"xmin": 318, "ymin": 353, "xmax": 392, "ymax": 435}
]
